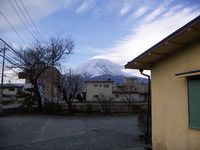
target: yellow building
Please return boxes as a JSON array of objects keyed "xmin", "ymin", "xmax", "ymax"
[
  {"xmin": 125, "ymin": 16, "xmax": 200, "ymax": 150},
  {"xmin": 19, "ymin": 67, "xmax": 62, "ymax": 103}
]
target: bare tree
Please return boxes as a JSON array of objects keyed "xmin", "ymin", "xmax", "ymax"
[
  {"xmin": 58, "ymin": 70, "xmax": 82, "ymax": 112},
  {"xmin": 98, "ymin": 95, "xmax": 114, "ymax": 114},
  {"xmin": 12, "ymin": 36, "xmax": 74, "ymax": 111},
  {"xmin": 116, "ymin": 85, "xmax": 137, "ymax": 112}
]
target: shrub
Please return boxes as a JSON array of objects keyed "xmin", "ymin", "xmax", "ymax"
[
  {"xmin": 132, "ymin": 104, "xmax": 141, "ymax": 113},
  {"xmin": 44, "ymin": 102, "xmax": 62, "ymax": 115},
  {"xmin": 2, "ymin": 100, "xmax": 14, "ymax": 105},
  {"xmin": 98, "ymin": 96, "xmax": 114, "ymax": 114},
  {"xmin": 22, "ymin": 95, "xmax": 36, "ymax": 112},
  {"xmin": 85, "ymin": 104, "xmax": 93, "ymax": 114},
  {"xmin": 137, "ymin": 109, "xmax": 147, "ymax": 141}
]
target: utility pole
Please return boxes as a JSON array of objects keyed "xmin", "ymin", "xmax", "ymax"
[
  {"xmin": 51, "ymin": 48, "xmax": 55, "ymax": 103},
  {"xmin": 0, "ymin": 44, "xmax": 6, "ymax": 114}
]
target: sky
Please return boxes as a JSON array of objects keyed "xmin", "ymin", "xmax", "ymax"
[{"xmin": 0, "ymin": 0, "xmax": 200, "ymax": 82}]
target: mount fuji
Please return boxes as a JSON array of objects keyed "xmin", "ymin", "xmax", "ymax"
[
  {"xmin": 74, "ymin": 58, "xmax": 145, "ymax": 84},
  {"xmin": 75, "ymin": 58, "xmax": 131, "ymax": 77}
]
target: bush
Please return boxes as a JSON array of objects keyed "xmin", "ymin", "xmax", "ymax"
[
  {"xmin": 44, "ymin": 102, "xmax": 62, "ymax": 115},
  {"xmin": 137, "ymin": 109, "xmax": 147, "ymax": 140},
  {"xmin": 132, "ymin": 104, "xmax": 141, "ymax": 113},
  {"xmin": 85, "ymin": 104, "xmax": 93, "ymax": 114},
  {"xmin": 98, "ymin": 96, "xmax": 114, "ymax": 114},
  {"xmin": 22, "ymin": 95, "xmax": 36, "ymax": 112},
  {"xmin": 2, "ymin": 100, "xmax": 14, "ymax": 105}
]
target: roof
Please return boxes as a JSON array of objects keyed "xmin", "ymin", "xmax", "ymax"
[
  {"xmin": 125, "ymin": 16, "xmax": 200, "ymax": 70},
  {"xmin": 0, "ymin": 84, "xmax": 23, "ymax": 88},
  {"xmin": 85, "ymin": 80, "xmax": 114, "ymax": 83},
  {"xmin": 0, "ymin": 83, "xmax": 32, "ymax": 88}
]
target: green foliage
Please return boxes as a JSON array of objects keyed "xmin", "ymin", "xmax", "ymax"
[
  {"xmin": 22, "ymin": 94, "xmax": 36, "ymax": 111},
  {"xmin": 18, "ymin": 88, "xmax": 37, "ymax": 111},
  {"xmin": 2, "ymin": 100, "xmax": 14, "ymax": 105}
]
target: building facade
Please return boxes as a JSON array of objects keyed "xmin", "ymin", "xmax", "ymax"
[
  {"xmin": 19, "ymin": 67, "xmax": 62, "ymax": 104},
  {"xmin": 85, "ymin": 80, "xmax": 113, "ymax": 101},
  {"xmin": 113, "ymin": 78, "xmax": 147, "ymax": 102},
  {"xmin": 125, "ymin": 16, "xmax": 200, "ymax": 149},
  {"xmin": 85, "ymin": 78, "xmax": 147, "ymax": 102},
  {"xmin": 1, "ymin": 84, "xmax": 32, "ymax": 102}
]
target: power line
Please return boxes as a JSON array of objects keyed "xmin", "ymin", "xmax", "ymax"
[
  {"xmin": 14, "ymin": 0, "xmax": 41, "ymax": 40},
  {"xmin": 0, "ymin": 11, "xmax": 25, "ymax": 43},
  {"xmin": 9, "ymin": 0, "xmax": 37, "ymax": 41},
  {"xmin": 0, "ymin": 38, "xmax": 20, "ymax": 59},
  {"xmin": 0, "ymin": 48, "xmax": 17, "ymax": 66},
  {"xmin": 19, "ymin": 0, "xmax": 45, "ymax": 41}
]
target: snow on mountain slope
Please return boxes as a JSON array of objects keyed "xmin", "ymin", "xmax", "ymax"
[{"xmin": 75, "ymin": 58, "xmax": 130, "ymax": 77}]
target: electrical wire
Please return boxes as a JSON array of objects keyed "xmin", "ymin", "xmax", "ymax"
[
  {"xmin": 0, "ymin": 38, "xmax": 20, "ymax": 57},
  {"xmin": 9, "ymin": 0, "xmax": 37, "ymax": 41},
  {"xmin": 0, "ymin": 11, "xmax": 25, "ymax": 43},
  {"xmin": 14, "ymin": 0, "xmax": 42, "ymax": 40},
  {"xmin": 19, "ymin": 0, "xmax": 45, "ymax": 41}
]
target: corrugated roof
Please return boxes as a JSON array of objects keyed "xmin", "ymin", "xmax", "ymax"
[{"xmin": 125, "ymin": 15, "xmax": 200, "ymax": 70}]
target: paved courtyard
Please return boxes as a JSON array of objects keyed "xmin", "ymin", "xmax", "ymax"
[{"xmin": 0, "ymin": 114, "xmax": 144, "ymax": 150}]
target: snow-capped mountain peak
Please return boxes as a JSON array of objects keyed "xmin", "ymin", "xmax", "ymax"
[{"xmin": 75, "ymin": 58, "xmax": 130, "ymax": 77}]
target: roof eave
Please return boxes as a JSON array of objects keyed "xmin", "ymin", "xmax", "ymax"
[{"xmin": 125, "ymin": 15, "xmax": 200, "ymax": 70}]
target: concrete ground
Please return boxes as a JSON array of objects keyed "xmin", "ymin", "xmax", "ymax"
[{"xmin": 0, "ymin": 114, "xmax": 144, "ymax": 150}]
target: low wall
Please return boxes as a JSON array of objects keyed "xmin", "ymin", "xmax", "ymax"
[{"xmin": 63, "ymin": 102, "xmax": 147, "ymax": 113}]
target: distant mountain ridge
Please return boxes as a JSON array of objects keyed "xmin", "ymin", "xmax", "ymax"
[{"xmin": 89, "ymin": 74, "xmax": 126, "ymax": 84}]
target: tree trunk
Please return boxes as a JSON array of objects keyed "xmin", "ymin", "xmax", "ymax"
[
  {"xmin": 62, "ymin": 91, "xmax": 73, "ymax": 112},
  {"xmin": 33, "ymin": 82, "xmax": 43, "ymax": 112}
]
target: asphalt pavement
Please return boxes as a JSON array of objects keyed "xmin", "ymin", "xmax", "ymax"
[{"xmin": 0, "ymin": 114, "xmax": 144, "ymax": 150}]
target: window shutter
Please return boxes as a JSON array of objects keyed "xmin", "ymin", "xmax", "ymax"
[{"xmin": 188, "ymin": 79, "xmax": 200, "ymax": 129}]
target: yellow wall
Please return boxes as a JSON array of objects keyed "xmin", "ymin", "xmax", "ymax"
[{"xmin": 151, "ymin": 39, "xmax": 200, "ymax": 150}]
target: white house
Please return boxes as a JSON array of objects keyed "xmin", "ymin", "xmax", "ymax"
[{"xmin": 85, "ymin": 80, "xmax": 113, "ymax": 101}]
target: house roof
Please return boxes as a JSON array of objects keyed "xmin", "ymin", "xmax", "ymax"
[
  {"xmin": 0, "ymin": 84, "xmax": 23, "ymax": 88},
  {"xmin": 125, "ymin": 15, "xmax": 200, "ymax": 70},
  {"xmin": 85, "ymin": 80, "xmax": 113, "ymax": 83}
]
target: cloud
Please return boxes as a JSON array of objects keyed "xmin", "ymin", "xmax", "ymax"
[
  {"xmin": 132, "ymin": 6, "xmax": 149, "ymax": 18},
  {"xmin": 76, "ymin": 0, "xmax": 95, "ymax": 14},
  {"xmin": 63, "ymin": 0, "xmax": 73, "ymax": 9},
  {"xmin": 119, "ymin": 4, "xmax": 131, "ymax": 16},
  {"xmin": 143, "ymin": 0, "xmax": 174, "ymax": 22},
  {"xmin": 0, "ymin": 0, "xmax": 66, "ymax": 32},
  {"xmin": 144, "ymin": 4, "xmax": 166, "ymax": 22},
  {"xmin": 92, "ymin": 5, "xmax": 200, "ymax": 67}
]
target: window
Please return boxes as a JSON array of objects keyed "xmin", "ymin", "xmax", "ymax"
[
  {"xmin": 93, "ymin": 95, "xmax": 99, "ymax": 98},
  {"xmin": 188, "ymin": 78, "xmax": 200, "ymax": 129},
  {"xmin": 104, "ymin": 84, "xmax": 109, "ymax": 88}
]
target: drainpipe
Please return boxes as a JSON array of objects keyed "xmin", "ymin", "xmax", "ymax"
[{"xmin": 139, "ymin": 69, "xmax": 151, "ymax": 149}]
